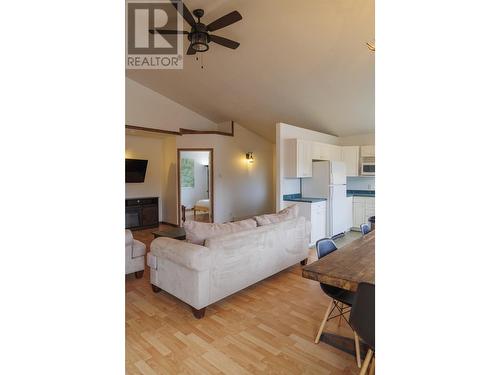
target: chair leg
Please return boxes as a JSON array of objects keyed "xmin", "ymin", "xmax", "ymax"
[
  {"xmin": 315, "ymin": 299, "xmax": 334, "ymax": 344},
  {"xmin": 354, "ymin": 331, "xmax": 362, "ymax": 368},
  {"xmin": 338, "ymin": 302, "xmax": 343, "ymax": 327},
  {"xmin": 359, "ymin": 349, "xmax": 373, "ymax": 375},
  {"xmin": 368, "ymin": 356, "xmax": 375, "ymax": 375}
]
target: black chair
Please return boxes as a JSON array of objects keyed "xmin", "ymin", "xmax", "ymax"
[
  {"xmin": 314, "ymin": 238, "xmax": 356, "ymax": 344},
  {"xmin": 349, "ymin": 282, "xmax": 375, "ymax": 375},
  {"xmin": 360, "ymin": 223, "xmax": 371, "ymax": 235}
]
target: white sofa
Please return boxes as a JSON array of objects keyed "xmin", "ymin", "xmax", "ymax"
[
  {"xmin": 125, "ymin": 229, "xmax": 146, "ymax": 278},
  {"xmin": 147, "ymin": 217, "xmax": 310, "ymax": 318}
]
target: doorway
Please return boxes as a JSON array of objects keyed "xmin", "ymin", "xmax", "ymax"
[{"xmin": 177, "ymin": 149, "xmax": 214, "ymax": 224}]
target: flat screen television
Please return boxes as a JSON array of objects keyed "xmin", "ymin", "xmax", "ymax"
[{"xmin": 126, "ymin": 159, "xmax": 148, "ymax": 183}]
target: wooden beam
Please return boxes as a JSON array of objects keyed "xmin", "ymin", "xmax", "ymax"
[
  {"xmin": 126, "ymin": 121, "xmax": 235, "ymax": 137},
  {"xmin": 125, "ymin": 124, "xmax": 181, "ymax": 136},
  {"xmin": 179, "ymin": 121, "xmax": 234, "ymax": 137}
]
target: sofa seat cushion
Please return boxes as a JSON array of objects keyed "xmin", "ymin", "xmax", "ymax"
[
  {"xmin": 132, "ymin": 239, "xmax": 146, "ymax": 258},
  {"xmin": 151, "ymin": 237, "xmax": 211, "ymax": 271},
  {"xmin": 183, "ymin": 219, "xmax": 257, "ymax": 245},
  {"xmin": 254, "ymin": 204, "xmax": 299, "ymax": 226}
]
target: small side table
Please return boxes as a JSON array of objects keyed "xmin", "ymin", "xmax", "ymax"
[{"xmin": 152, "ymin": 227, "xmax": 186, "ymax": 240}]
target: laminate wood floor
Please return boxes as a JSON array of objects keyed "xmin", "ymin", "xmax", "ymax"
[{"xmin": 126, "ymin": 226, "xmax": 362, "ymax": 374}]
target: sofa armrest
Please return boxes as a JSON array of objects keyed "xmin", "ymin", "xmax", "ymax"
[
  {"xmin": 125, "ymin": 229, "xmax": 134, "ymax": 246},
  {"xmin": 150, "ymin": 237, "xmax": 211, "ymax": 271}
]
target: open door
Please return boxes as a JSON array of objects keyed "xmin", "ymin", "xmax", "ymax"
[{"xmin": 177, "ymin": 148, "xmax": 214, "ymax": 225}]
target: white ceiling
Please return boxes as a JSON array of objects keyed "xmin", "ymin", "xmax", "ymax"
[{"xmin": 127, "ymin": 0, "xmax": 374, "ymax": 141}]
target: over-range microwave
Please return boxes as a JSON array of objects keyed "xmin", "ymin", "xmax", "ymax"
[{"xmin": 361, "ymin": 162, "xmax": 375, "ymax": 176}]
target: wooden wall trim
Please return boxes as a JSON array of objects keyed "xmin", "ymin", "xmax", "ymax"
[
  {"xmin": 179, "ymin": 121, "xmax": 234, "ymax": 137},
  {"xmin": 125, "ymin": 124, "xmax": 181, "ymax": 136},
  {"xmin": 126, "ymin": 121, "xmax": 234, "ymax": 137}
]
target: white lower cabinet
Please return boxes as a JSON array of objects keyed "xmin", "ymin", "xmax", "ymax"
[
  {"xmin": 346, "ymin": 196, "xmax": 353, "ymax": 231},
  {"xmin": 352, "ymin": 196, "xmax": 375, "ymax": 230},
  {"xmin": 310, "ymin": 201, "xmax": 327, "ymax": 245},
  {"xmin": 284, "ymin": 200, "xmax": 326, "ymax": 245}
]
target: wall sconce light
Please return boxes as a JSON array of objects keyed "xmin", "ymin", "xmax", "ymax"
[{"xmin": 246, "ymin": 152, "xmax": 254, "ymax": 164}]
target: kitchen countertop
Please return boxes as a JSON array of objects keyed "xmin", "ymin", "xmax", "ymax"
[
  {"xmin": 283, "ymin": 194, "xmax": 327, "ymax": 203},
  {"xmin": 347, "ymin": 190, "xmax": 375, "ymax": 197}
]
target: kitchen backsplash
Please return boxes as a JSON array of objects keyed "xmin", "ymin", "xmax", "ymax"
[
  {"xmin": 284, "ymin": 176, "xmax": 375, "ymax": 196},
  {"xmin": 347, "ymin": 176, "xmax": 375, "ymax": 191},
  {"xmin": 283, "ymin": 178, "xmax": 301, "ymax": 195}
]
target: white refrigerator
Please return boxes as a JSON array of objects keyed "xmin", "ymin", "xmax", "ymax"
[{"xmin": 301, "ymin": 161, "xmax": 350, "ymax": 237}]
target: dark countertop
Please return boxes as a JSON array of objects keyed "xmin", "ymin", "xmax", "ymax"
[
  {"xmin": 284, "ymin": 197, "xmax": 328, "ymax": 203},
  {"xmin": 283, "ymin": 194, "xmax": 327, "ymax": 203},
  {"xmin": 347, "ymin": 190, "xmax": 375, "ymax": 197}
]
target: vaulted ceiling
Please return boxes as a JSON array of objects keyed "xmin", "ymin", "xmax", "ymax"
[{"xmin": 127, "ymin": 0, "xmax": 374, "ymax": 141}]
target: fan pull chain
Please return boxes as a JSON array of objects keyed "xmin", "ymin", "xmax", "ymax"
[{"xmin": 194, "ymin": 54, "xmax": 204, "ymax": 69}]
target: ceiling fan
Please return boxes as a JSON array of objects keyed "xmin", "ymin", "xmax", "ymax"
[{"xmin": 150, "ymin": 1, "xmax": 242, "ymax": 55}]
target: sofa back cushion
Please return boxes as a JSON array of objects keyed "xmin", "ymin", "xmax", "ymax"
[
  {"xmin": 183, "ymin": 218, "xmax": 257, "ymax": 245},
  {"xmin": 254, "ymin": 204, "xmax": 299, "ymax": 226}
]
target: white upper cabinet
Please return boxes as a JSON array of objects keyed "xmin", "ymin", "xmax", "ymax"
[
  {"xmin": 311, "ymin": 142, "xmax": 330, "ymax": 160},
  {"xmin": 360, "ymin": 145, "xmax": 375, "ymax": 158},
  {"xmin": 285, "ymin": 139, "xmax": 365, "ymax": 178},
  {"xmin": 311, "ymin": 142, "xmax": 342, "ymax": 161},
  {"xmin": 329, "ymin": 145, "xmax": 342, "ymax": 162},
  {"xmin": 284, "ymin": 139, "xmax": 312, "ymax": 178},
  {"xmin": 341, "ymin": 146, "xmax": 360, "ymax": 176}
]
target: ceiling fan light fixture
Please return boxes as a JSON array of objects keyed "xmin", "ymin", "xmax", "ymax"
[
  {"xmin": 172, "ymin": 3, "xmax": 242, "ymax": 56},
  {"xmin": 191, "ymin": 32, "xmax": 209, "ymax": 52}
]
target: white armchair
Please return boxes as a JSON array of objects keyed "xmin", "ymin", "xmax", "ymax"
[{"xmin": 125, "ymin": 229, "xmax": 146, "ymax": 278}]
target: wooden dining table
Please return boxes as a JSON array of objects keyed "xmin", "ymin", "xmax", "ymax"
[{"xmin": 302, "ymin": 230, "xmax": 375, "ymax": 356}]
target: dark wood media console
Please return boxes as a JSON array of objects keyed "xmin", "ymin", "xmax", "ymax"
[{"xmin": 125, "ymin": 197, "xmax": 159, "ymax": 229}]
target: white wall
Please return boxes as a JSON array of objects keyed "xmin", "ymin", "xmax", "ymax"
[
  {"xmin": 180, "ymin": 151, "xmax": 209, "ymax": 209},
  {"xmin": 126, "ymin": 78, "xmax": 276, "ymax": 225},
  {"xmin": 276, "ymin": 122, "xmax": 339, "ymax": 210},
  {"xmin": 162, "ymin": 135, "xmax": 177, "ymax": 225},
  {"xmin": 177, "ymin": 123, "xmax": 274, "ymax": 223},
  {"xmin": 125, "ymin": 134, "xmax": 165, "ymax": 220},
  {"xmin": 126, "ymin": 78, "xmax": 218, "ymax": 132}
]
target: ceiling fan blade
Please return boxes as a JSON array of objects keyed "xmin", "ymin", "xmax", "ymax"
[
  {"xmin": 171, "ymin": 1, "xmax": 196, "ymax": 28},
  {"xmin": 206, "ymin": 11, "xmax": 242, "ymax": 32},
  {"xmin": 149, "ymin": 29, "xmax": 189, "ymax": 35},
  {"xmin": 186, "ymin": 44, "xmax": 196, "ymax": 55},
  {"xmin": 210, "ymin": 35, "xmax": 240, "ymax": 49}
]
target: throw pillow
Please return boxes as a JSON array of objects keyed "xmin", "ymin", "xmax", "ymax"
[{"xmin": 254, "ymin": 204, "xmax": 299, "ymax": 226}]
